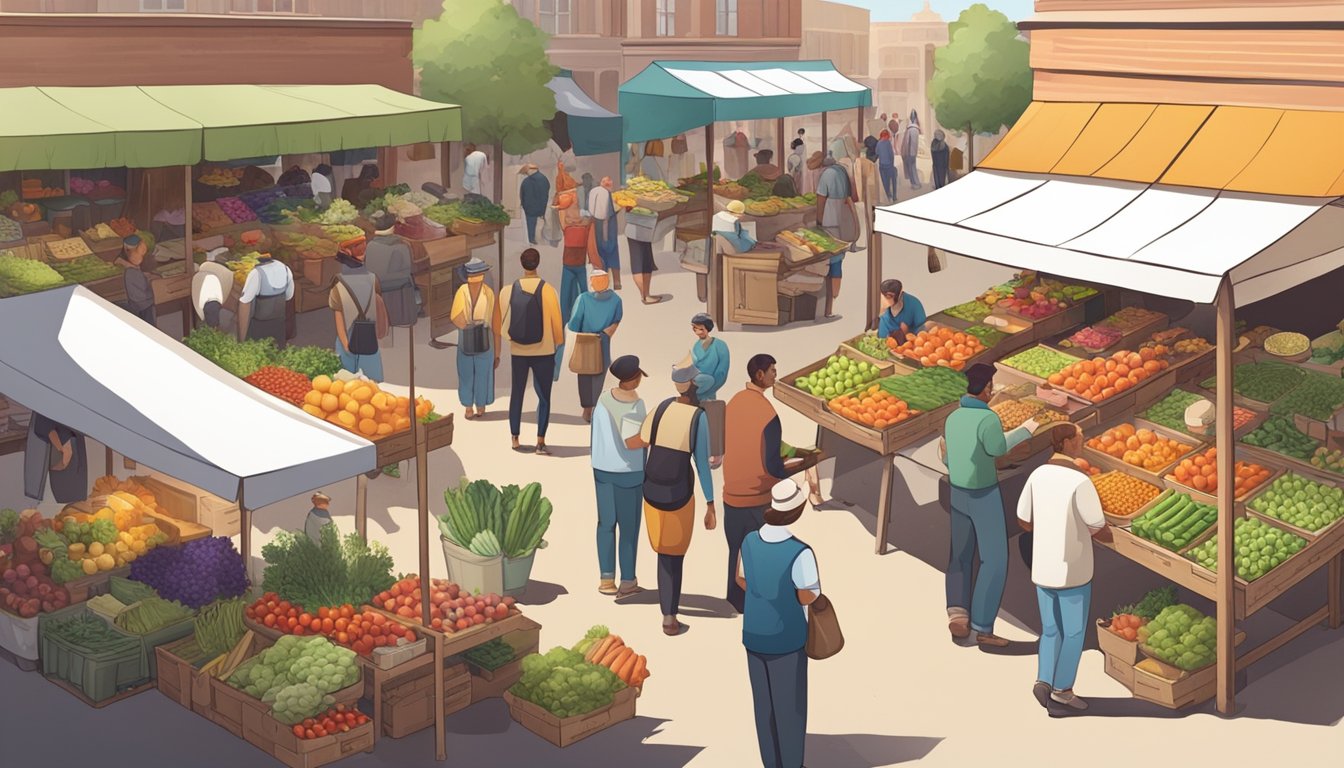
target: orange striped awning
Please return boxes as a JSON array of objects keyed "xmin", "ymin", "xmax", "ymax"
[{"xmin": 979, "ymin": 101, "xmax": 1344, "ymax": 197}]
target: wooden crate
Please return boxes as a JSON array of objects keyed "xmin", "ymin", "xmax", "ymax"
[
  {"xmin": 774, "ymin": 348, "xmax": 900, "ymax": 419},
  {"xmin": 151, "ymin": 273, "xmax": 191, "ymax": 304},
  {"xmin": 371, "ymin": 415, "xmax": 453, "ymax": 467},
  {"xmin": 208, "ymin": 633, "xmax": 362, "ymax": 737},
  {"xmin": 380, "ymin": 660, "xmax": 473, "ymax": 738},
  {"xmin": 1056, "ymin": 310, "xmax": 1168, "ymax": 356},
  {"xmin": 155, "ymin": 635, "xmax": 213, "ymax": 713},
  {"xmin": 837, "ymin": 333, "xmax": 894, "ymax": 368},
  {"xmin": 136, "ymin": 473, "xmax": 239, "ymax": 536},
  {"xmin": 243, "ymin": 710, "xmax": 375, "ymax": 768},
  {"xmin": 504, "ymin": 685, "xmax": 637, "ymax": 748},
  {"xmin": 375, "ymin": 609, "xmax": 539, "ymax": 660},
  {"xmin": 1095, "ymin": 618, "xmax": 1139, "ymax": 690},
  {"xmin": 1082, "ymin": 418, "xmax": 1207, "ymax": 486}
]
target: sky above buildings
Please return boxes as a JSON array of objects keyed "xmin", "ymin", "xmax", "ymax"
[{"xmin": 841, "ymin": 0, "xmax": 1034, "ymax": 22}]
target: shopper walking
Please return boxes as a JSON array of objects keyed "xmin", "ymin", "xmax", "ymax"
[
  {"xmin": 931, "ymin": 129, "xmax": 951, "ymax": 190},
  {"xmin": 902, "ymin": 110, "xmax": 923, "ymax": 190},
  {"xmin": 738, "ymin": 479, "xmax": 819, "ymax": 768},
  {"xmin": 518, "ymin": 163, "xmax": 551, "ymax": 246},
  {"xmin": 590, "ymin": 355, "xmax": 649, "ymax": 598},
  {"xmin": 568, "ymin": 270, "xmax": 623, "ymax": 423},
  {"xmin": 328, "ymin": 247, "xmax": 388, "ymax": 382},
  {"xmin": 500, "ymin": 248, "xmax": 565, "ymax": 455},
  {"xmin": 588, "ymin": 176, "xmax": 622, "ymax": 290},
  {"xmin": 940, "ymin": 363, "xmax": 1038, "ymax": 645},
  {"xmin": 815, "ymin": 156, "xmax": 860, "ymax": 319},
  {"xmin": 786, "ymin": 138, "xmax": 806, "ymax": 196},
  {"xmin": 630, "ymin": 366, "xmax": 716, "ymax": 636},
  {"xmin": 1017, "ymin": 425, "xmax": 1112, "ymax": 714},
  {"xmin": 680, "ymin": 313, "xmax": 730, "ymax": 459},
  {"xmin": 723, "ymin": 355, "xmax": 821, "ymax": 614},
  {"xmin": 876, "ymin": 130, "xmax": 898, "ymax": 204},
  {"xmin": 363, "ymin": 213, "xmax": 417, "ymax": 328},
  {"xmin": 624, "ymin": 206, "xmax": 663, "ymax": 306},
  {"xmin": 449, "ymin": 258, "xmax": 501, "ymax": 419},
  {"xmin": 462, "ymin": 143, "xmax": 488, "ymax": 198}
]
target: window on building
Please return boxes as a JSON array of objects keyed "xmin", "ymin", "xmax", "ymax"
[
  {"xmin": 716, "ymin": 0, "xmax": 737, "ymax": 36},
  {"xmin": 141, "ymin": 0, "xmax": 186, "ymax": 10},
  {"xmin": 882, "ymin": 51, "xmax": 898, "ymax": 68},
  {"xmin": 656, "ymin": 0, "xmax": 675, "ymax": 37},
  {"xmin": 246, "ymin": 0, "xmax": 312, "ymax": 12},
  {"xmin": 539, "ymin": 0, "xmax": 573, "ymax": 34}
]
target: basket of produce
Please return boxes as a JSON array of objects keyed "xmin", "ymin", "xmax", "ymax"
[
  {"xmin": 1091, "ymin": 471, "xmax": 1163, "ymax": 526},
  {"xmin": 1097, "ymin": 587, "xmax": 1177, "ymax": 688},
  {"xmin": 438, "ymin": 479, "xmax": 553, "ymax": 596},
  {"xmin": 504, "ymin": 646, "xmax": 636, "ymax": 748},
  {"xmin": 777, "ymin": 351, "xmax": 892, "ymax": 414},
  {"xmin": 1245, "ymin": 471, "xmax": 1344, "ymax": 535},
  {"xmin": 1084, "ymin": 422, "xmax": 1201, "ymax": 479},
  {"xmin": 1263, "ymin": 331, "xmax": 1311, "ymax": 363},
  {"xmin": 1164, "ymin": 447, "xmax": 1277, "ymax": 500},
  {"xmin": 886, "ymin": 324, "xmax": 986, "ymax": 371}
]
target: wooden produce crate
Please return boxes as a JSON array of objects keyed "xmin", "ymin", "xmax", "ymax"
[
  {"xmin": 884, "ymin": 321, "xmax": 997, "ymax": 371},
  {"xmin": 136, "ymin": 473, "xmax": 240, "ymax": 537},
  {"xmin": 155, "ymin": 634, "xmax": 214, "ymax": 713},
  {"xmin": 1156, "ymin": 446, "xmax": 1285, "ymax": 504},
  {"xmin": 1091, "ymin": 471, "xmax": 1167, "ymax": 528},
  {"xmin": 38, "ymin": 603, "xmax": 149, "ymax": 705},
  {"xmin": 372, "ymin": 415, "xmax": 454, "ymax": 467},
  {"xmin": 1132, "ymin": 631, "xmax": 1246, "ymax": 710},
  {"xmin": 993, "ymin": 344, "xmax": 1085, "ymax": 392},
  {"xmin": 1057, "ymin": 309, "xmax": 1169, "ymax": 356},
  {"xmin": 379, "ymin": 659, "xmax": 473, "ymax": 738},
  {"xmin": 774, "ymin": 347, "xmax": 900, "ymax": 419},
  {"xmin": 1095, "ymin": 618, "xmax": 1139, "ymax": 690},
  {"xmin": 150, "ymin": 273, "xmax": 191, "ymax": 305},
  {"xmin": 1082, "ymin": 419, "xmax": 1206, "ymax": 486},
  {"xmin": 243, "ymin": 709, "xmax": 374, "ymax": 768},
  {"xmin": 838, "ymin": 332, "xmax": 894, "ymax": 368},
  {"xmin": 504, "ymin": 685, "xmax": 637, "ymax": 748},
  {"xmin": 375, "ymin": 609, "xmax": 539, "ymax": 660},
  {"xmin": 209, "ymin": 658, "xmax": 363, "ymax": 739},
  {"xmin": 466, "ymin": 624, "xmax": 540, "ymax": 683},
  {"xmin": 450, "ymin": 218, "xmax": 502, "ymax": 237}
]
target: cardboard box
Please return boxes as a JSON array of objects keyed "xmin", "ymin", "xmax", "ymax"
[
  {"xmin": 1095, "ymin": 619, "xmax": 1137, "ymax": 690},
  {"xmin": 1132, "ymin": 660, "xmax": 1215, "ymax": 709},
  {"xmin": 504, "ymin": 685, "xmax": 637, "ymax": 748}
]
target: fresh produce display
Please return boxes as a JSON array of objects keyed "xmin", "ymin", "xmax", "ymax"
[
  {"xmin": 1241, "ymin": 416, "xmax": 1319, "ymax": 460},
  {"xmin": 576, "ymin": 626, "xmax": 651, "ymax": 689},
  {"xmin": 439, "ymin": 479, "xmax": 552, "ymax": 560},
  {"xmin": 195, "ymin": 597, "xmax": 247, "ymax": 659},
  {"xmin": 457, "ymin": 197, "xmax": 511, "ymax": 225},
  {"xmin": 1172, "ymin": 337, "xmax": 1213, "ymax": 356},
  {"xmin": 828, "ymin": 383, "xmax": 913, "ymax": 430},
  {"xmin": 370, "ymin": 575, "xmax": 519, "ymax": 633},
  {"xmin": 944, "ymin": 300, "xmax": 993, "ymax": 323},
  {"xmin": 1310, "ymin": 446, "xmax": 1344, "ymax": 476},
  {"xmin": 240, "ymin": 186, "xmax": 289, "ymax": 212},
  {"xmin": 1099, "ymin": 306, "xmax": 1164, "ymax": 333},
  {"xmin": 510, "ymin": 646, "xmax": 626, "ymax": 718},
  {"xmin": 192, "ymin": 202, "xmax": 235, "ymax": 232},
  {"xmin": 889, "ymin": 326, "xmax": 985, "ymax": 370},
  {"xmin": 1264, "ymin": 331, "xmax": 1310, "ymax": 357},
  {"xmin": 1086, "ymin": 423, "xmax": 1196, "ymax": 472},
  {"xmin": 224, "ymin": 251, "xmax": 261, "ymax": 286},
  {"xmin": 1073, "ymin": 458, "xmax": 1101, "ymax": 476},
  {"xmin": 1187, "ymin": 517, "xmax": 1308, "ymax": 582},
  {"xmin": 1138, "ymin": 604, "xmax": 1219, "ymax": 671},
  {"xmin": 245, "ymin": 365, "xmax": 312, "ymax": 407},
  {"xmin": 215, "ymin": 196, "xmax": 257, "ymax": 223},
  {"xmin": 129, "ymin": 536, "xmax": 247, "ymax": 609},
  {"xmin": 22, "ymin": 181, "xmax": 65, "ymax": 199},
  {"xmin": 87, "ymin": 593, "xmax": 129, "ymax": 621},
  {"xmin": 1064, "ymin": 325, "xmax": 1124, "ymax": 351},
  {"xmin": 1001, "ymin": 346, "xmax": 1080, "ymax": 379},
  {"xmin": 713, "ymin": 181, "xmax": 749, "ymax": 199},
  {"xmin": 70, "ymin": 177, "xmax": 124, "ymax": 197},
  {"xmin": 277, "ymin": 345, "xmax": 343, "ymax": 381},
  {"xmin": 1047, "ymin": 349, "xmax": 1170, "ymax": 402},
  {"xmin": 1140, "ymin": 389, "xmax": 1203, "ymax": 432},
  {"xmin": 301, "ymin": 375, "xmax": 433, "ymax": 437},
  {"xmin": 276, "ymin": 231, "xmax": 339, "ymax": 260},
  {"xmin": 107, "ymin": 217, "xmax": 138, "ymax": 238},
  {"xmin": 290, "ymin": 703, "xmax": 369, "ymax": 740},
  {"xmin": 0, "ymin": 214, "xmax": 21, "ymax": 242},
  {"xmin": 183, "ymin": 326, "xmax": 279, "ymax": 378},
  {"xmin": 199, "ymin": 168, "xmax": 243, "ymax": 188},
  {"xmin": 0, "ymin": 252, "xmax": 67, "ymax": 293},
  {"xmin": 1310, "ymin": 330, "xmax": 1344, "ymax": 365},
  {"xmin": 54, "ymin": 496, "xmax": 169, "ymax": 576},
  {"xmin": 423, "ymin": 203, "xmax": 460, "ymax": 227},
  {"xmin": 316, "ymin": 198, "xmax": 359, "ymax": 225},
  {"xmin": 994, "ymin": 284, "xmax": 1068, "ymax": 320},
  {"xmin": 1107, "ymin": 613, "xmax": 1145, "ymax": 641},
  {"xmin": 358, "ymin": 184, "xmax": 411, "ymax": 217},
  {"xmin": 49, "ymin": 255, "xmax": 121, "ymax": 284},
  {"xmin": 109, "ymin": 575, "xmax": 156, "ymax": 605},
  {"xmin": 0, "ymin": 190, "xmax": 16, "ymax": 210},
  {"xmin": 1247, "ymin": 472, "xmax": 1344, "ymax": 533},
  {"xmin": 464, "ymin": 638, "xmax": 516, "ymax": 671},
  {"xmin": 877, "ymin": 367, "xmax": 968, "ymax": 412},
  {"xmin": 1130, "ymin": 491, "xmax": 1216, "ymax": 550},
  {"xmin": 247, "ymin": 594, "xmax": 416, "ymax": 654},
  {"xmin": 114, "ymin": 596, "xmax": 194, "ymax": 634},
  {"xmin": 1269, "ymin": 372, "xmax": 1344, "ymax": 421},
  {"xmin": 990, "ymin": 399, "xmax": 1041, "ymax": 430},
  {"xmin": 2, "ymin": 513, "xmax": 72, "ymax": 617},
  {"xmin": 964, "ymin": 325, "xmax": 1008, "ymax": 348},
  {"xmin": 1167, "ymin": 448, "xmax": 1272, "ymax": 498},
  {"xmin": 45, "ymin": 613, "xmax": 140, "ymax": 654},
  {"xmin": 1116, "ymin": 586, "xmax": 1177, "ymax": 623},
  {"xmin": 321, "ymin": 224, "xmax": 365, "ymax": 243},
  {"xmin": 848, "ymin": 331, "xmax": 891, "ymax": 360},
  {"xmin": 261, "ymin": 526, "xmax": 394, "ymax": 612},
  {"xmin": 777, "ymin": 227, "xmax": 847, "ymax": 254},
  {"xmin": 1091, "ymin": 472, "xmax": 1162, "ymax": 519},
  {"xmin": 792, "ymin": 354, "xmax": 883, "ymax": 398},
  {"xmin": 227, "ymin": 634, "xmax": 361, "ymax": 724},
  {"xmin": 1203, "ymin": 361, "xmax": 1305, "ymax": 403}
]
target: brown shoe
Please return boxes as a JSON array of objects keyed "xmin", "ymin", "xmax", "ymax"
[
  {"xmin": 662, "ymin": 616, "xmax": 681, "ymax": 636},
  {"xmin": 615, "ymin": 581, "xmax": 644, "ymax": 599},
  {"xmin": 976, "ymin": 632, "xmax": 1010, "ymax": 647},
  {"xmin": 948, "ymin": 616, "xmax": 970, "ymax": 640},
  {"xmin": 598, "ymin": 579, "xmax": 618, "ymax": 595}
]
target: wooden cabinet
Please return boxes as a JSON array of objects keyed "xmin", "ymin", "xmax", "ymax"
[{"xmin": 722, "ymin": 244, "xmax": 832, "ymax": 327}]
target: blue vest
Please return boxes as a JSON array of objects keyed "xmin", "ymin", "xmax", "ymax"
[{"xmin": 741, "ymin": 532, "xmax": 809, "ymax": 654}]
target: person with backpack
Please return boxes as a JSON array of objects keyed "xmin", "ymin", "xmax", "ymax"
[
  {"xmin": 499, "ymin": 248, "xmax": 565, "ymax": 455},
  {"xmin": 629, "ymin": 365, "xmax": 718, "ymax": 636},
  {"xmin": 328, "ymin": 246, "xmax": 389, "ymax": 382},
  {"xmin": 450, "ymin": 258, "xmax": 502, "ymax": 419}
]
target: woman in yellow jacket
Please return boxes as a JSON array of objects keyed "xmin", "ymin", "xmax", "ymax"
[{"xmin": 449, "ymin": 258, "xmax": 502, "ymax": 419}]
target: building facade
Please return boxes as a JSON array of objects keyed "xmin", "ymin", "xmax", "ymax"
[
  {"xmin": 0, "ymin": 0, "xmax": 443, "ymax": 20},
  {"xmin": 800, "ymin": 0, "xmax": 868, "ymax": 81},
  {"xmin": 869, "ymin": 1, "xmax": 946, "ymax": 133}
]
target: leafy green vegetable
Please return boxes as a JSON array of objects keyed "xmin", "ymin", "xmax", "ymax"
[
  {"xmin": 277, "ymin": 345, "xmax": 342, "ymax": 380},
  {"xmin": 457, "ymin": 197, "xmax": 511, "ymax": 224},
  {"xmin": 183, "ymin": 326, "xmax": 279, "ymax": 378},
  {"xmin": 510, "ymin": 646, "xmax": 625, "ymax": 718},
  {"xmin": 0, "ymin": 252, "xmax": 68, "ymax": 294},
  {"xmin": 0, "ymin": 508, "xmax": 17, "ymax": 545},
  {"xmin": 261, "ymin": 525, "xmax": 395, "ymax": 610}
]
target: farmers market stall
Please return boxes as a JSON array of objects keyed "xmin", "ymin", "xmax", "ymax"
[
  {"xmin": 619, "ymin": 61, "xmax": 873, "ymax": 325},
  {"xmin": 546, "ymin": 70, "xmax": 622, "ymax": 158},
  {"xmin": 871, "ymin": 99, "xmax": 1344, "ymax": 713}
]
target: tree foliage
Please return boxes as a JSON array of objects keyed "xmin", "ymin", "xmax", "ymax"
[
  {"xmin": 415, "ymin": 0, "xmax": 557, "ymax": 156},
  {"xmin": 930, "ymin": 4, "xmax": 1032, "ymax": 137}
]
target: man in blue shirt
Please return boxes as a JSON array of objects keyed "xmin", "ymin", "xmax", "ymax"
[
  {"xmin": 876, "ymin": 279, "xmax": 927, "ymax": 341},
  {"xmin": 518, "ymin": 163, "xmax": 550, "ymax": 245}
]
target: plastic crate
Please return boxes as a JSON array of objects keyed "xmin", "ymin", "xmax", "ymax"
[{"xmin": 38, "ymin": 604, "xmax": 148, "ymax": 703}]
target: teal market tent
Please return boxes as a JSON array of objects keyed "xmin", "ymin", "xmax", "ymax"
[
  {"xmin": 618, "ymin": 60, "xmax": 872, "ymax": 143},
  {"xmin": 546, "ymin": 70, "xmax": 621, "ymax": 157}
]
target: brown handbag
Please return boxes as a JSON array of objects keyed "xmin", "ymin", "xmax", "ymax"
[
  {"xmin": 805, "ymin": 592, "xmax": 844, "ymax": 660},
  {"xmin": 569, "ymin": 332, "xmax": 605, "ymax": 375}
]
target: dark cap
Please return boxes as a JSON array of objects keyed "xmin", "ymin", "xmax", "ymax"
[
  {"xmin": 966, "ymin": 363, "xmax": 996, "ymax": 395},
  {"xmin": 609, "ymin": 355, "xmax": 647, "ymax": 382}
]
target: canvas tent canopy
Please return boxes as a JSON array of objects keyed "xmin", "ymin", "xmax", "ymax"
[
  {"xmin": 875, "ymin": 102, "xmax": 1344, "ymax": 305},
  {"xmin": 0, "ymin": 84, "xmax": 462, "ymax": 171},
  {"xmin": 619, "ymin": 60, "xmax": 872, "ymax": 143},
  {"xmin": 546, "ymin": 70, "xmax": 621, "ymax": 157},
  {"xmin": 0, "ymin": 285, "xmax": 376, "ymax": 508}
]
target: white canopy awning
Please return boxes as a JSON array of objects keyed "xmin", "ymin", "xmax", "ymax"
[
  {"xmin": 0, "ymin": 286, "xmax": 375, "ymax": 507},
  {"xmin": 875, "ymin": 170, "xmax": 1344, "ymax": 305}
]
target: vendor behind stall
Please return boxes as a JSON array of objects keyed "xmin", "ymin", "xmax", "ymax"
[
  {"xmin": 24, "ymin": 413, "xmax": 87, "ymax": 504},
  {"xmin": 750, "ymin": 150, "xmax": 797, "ymax": 198},
  {"xmin": 117, "ymin": 235, "xmax": 155, "ymax": 326},
  {"xmin": 192, "ymin": 251, "xmax": 236, "ymax": 333},
  {"xmin": 876, "ymin": 279, "xmax": 927, "ymax": 340},
  {"xmin": 304, "ymin": 492, "xmax": 333, "ymax": 544},
  {"xmin": 238, "ymin": 252, "xmax": 295, "ymax": 349},
  {"xmin": 311, "ymin": 164, "xmax": 334, "ymax": 207},
  {"xmin": 712, "ymin": 200, "xmax": 757, "ymax": 253}
]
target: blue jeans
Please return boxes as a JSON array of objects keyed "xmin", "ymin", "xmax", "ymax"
[
  {"xmin": 1036, "ymin": 583, "xmax": 1092, "ymax": 691},
  {"xmin": 594, "ymin": 471, "xmax": 643, "ymax": 581},
  {"xmin": 746, "ymin": 648, "xmax": 808, "ymax": 768},
  {"xmin": 524, "ymin": 212, "xmax": 542, "ymax": 244},
  {"xmin": 336, "ymin": 342, "xmax": 383, "ymax": 383},
  {"xmin": 509, "ymin": 354, "xmax": 554, "ymax": 438},
  {"xmin": 878, "ymin": 164, "xmax": 898, "ymax": 202},
  {"xmin": 947, "ymin": 485, "xmax": 1008, "ymax": 634},
  {"xmin": 456, "ymin": 346, "xmax": 494, "ymax": 408},
  {"xmin": 557, "ymin": 264, "xmax": 586, "ymax": 378}
]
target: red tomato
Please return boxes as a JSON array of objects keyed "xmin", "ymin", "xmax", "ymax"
[{"xmin": 292, "ymin": 725, "xmax": 305, "ymax": 738}]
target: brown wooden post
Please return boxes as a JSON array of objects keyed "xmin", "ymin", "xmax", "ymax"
[
  {"xmin": 704, "ymin": 123, "xmax": 722, "ymax": 323},
  {"xmin": 434, "ymin": 633, "xmax": 446, "ymax": 761},
  {"xmin": 497, "ymin": 229, "xmax": 506, "ymax": 292},
  {"xmin": 821, "ymin": 112, "xmax": 828, "ymax": 156},
  {"xmin": 184, "ymin": 167, "xmax": 196, "ymax": 334},
  {"xmin": 440, "ymin": 141, "xmax": 452, "ymax": 191},
  {"xmin": 105, "ymin": 446, "xmax": 113, "ymax": 476},
  {"xmin": 776, "ymin": 117, "xmax": 785, "ymax": 160},
  {"xmin": 355, "ymin": 474, "xmax": 368, "ymax": 540},
  {"xmin": 238, "ymin": 489, "xmax": 251, "ymax": 588},
  {"xmin": 409, "ymin": 317, "xmax": 441, "ymax": 759},
  {"xmin": 867, "ymin": 208, "xmax": 882, "ymax": 331},
  {"xmin": 1214, "ymin": 276, "xmax": 1236, "ymax": 714}
]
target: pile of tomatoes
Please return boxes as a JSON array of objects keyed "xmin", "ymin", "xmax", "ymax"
[
  {"xmin": 246, "ymin": 593, "xmax": 416, "ymax": 656},
  {"xmin": 372, "ymin": 576, "xmax": 519, "ymax": 634},
  {"xmin": 291, "ymin": 703, "xmax": 369, "ymax": 740},
  {"xmin": 244, "ymin": 365, "xmax": 313, "ymax": 407}
]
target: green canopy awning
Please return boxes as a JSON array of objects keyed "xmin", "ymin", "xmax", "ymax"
[
  {"xmin": 0, "ymin": 84, "xmax": 462, "ymax": 171},
  {"xmin": 618, "ymin": 60, "xmax": 872, "ymax": 143}
]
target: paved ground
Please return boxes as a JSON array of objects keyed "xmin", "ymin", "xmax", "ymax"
[{"xmin": 3, "ymin": 190, "xmax": 1342, "ymax": 766}]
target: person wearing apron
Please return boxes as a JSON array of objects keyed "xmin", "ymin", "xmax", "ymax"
[
  {"xmin": 450, "ymin": 258, "xmax": 501, "ymax": 419},
  {"xmin": 24, "ymin": 413, "xmax": 87, "ymax": 504},
  {"xmin": 587, "ymin": 177, "xmax": 621, "ymax": 290},
  {"xmin": 683, "ymin": 313, "xmax": 730, "ymax": 460},
  {"xmin": 238, "ymin": 254, "xmax": 294, "ymax": 349},
  {"xmin": 363, "ymin": 213, "xmax": 417, "ymax": 329},
  {"xmin": 567, "ymin": 270, "xmax": 623, "ymax": 423},
  {"xmin": 192, "ymin": 258, "xmax": 237, "ymax": 334}
]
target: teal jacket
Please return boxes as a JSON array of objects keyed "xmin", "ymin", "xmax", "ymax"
[{"xmin": 943, "ymin": 395, "xmax": 1031, "ymax": 490}]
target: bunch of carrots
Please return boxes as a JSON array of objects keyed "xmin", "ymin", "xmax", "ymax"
[{"xmin": 584, "ymin": 634, "xmax": 650, "ymax": 688}]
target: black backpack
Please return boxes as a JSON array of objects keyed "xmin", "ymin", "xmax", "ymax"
[
  {"xmin": 643, "ymin": 399, "xmax": 702, "ymax": 512},
  {"xmin": 508, "ymin": 279, "xmax": 546, "ymax": 345}
]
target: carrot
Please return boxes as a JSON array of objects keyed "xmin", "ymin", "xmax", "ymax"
[
  {"xmin": 618, "ymin": 653, "xmax": 641, "ymax": 683},
  {"xmin": 599, "ymin": 641, "xmax": 627, "ymax": 668},
  {"xmin": 607, "ymin": 647, "xmax": 634, "ymax": 672},
  {"xmin": 630, "ymin": 655, "xmax": 647, "ymax": 683},
  {"xmin": 587, "ymin": 636, "xmax": 615, "ymax": 663}
]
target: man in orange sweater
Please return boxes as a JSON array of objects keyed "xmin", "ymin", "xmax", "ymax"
[{"xmin": 722, "ymin": 354, "xmax": 809, "ymax": 614}]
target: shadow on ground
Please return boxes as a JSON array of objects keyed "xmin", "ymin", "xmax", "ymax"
[{"xmin": 807, "ymin": 733, "xmax": 943, "ymax": 767}]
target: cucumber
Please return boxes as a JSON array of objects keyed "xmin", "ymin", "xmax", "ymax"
[{"xmin": 1154, "ymin": 497, "xmax": 1195, "ymax": 531}]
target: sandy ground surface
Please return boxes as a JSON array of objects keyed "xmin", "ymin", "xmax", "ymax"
[{"xmin": 2, "ymin": 190, "xmax": 1342, "ymax": 767}]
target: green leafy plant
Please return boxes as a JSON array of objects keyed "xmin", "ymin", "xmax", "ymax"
[
  {"xmin": 930, "ymin": 4, "xmax": 1032, "ymax": 166},
  {"xmin": 260, "ymin": 525, "xmax": 395, "ymax": 610},
  {"xmin": 439, "ymin": 478, "xmax": 551, "ymax": 559}
]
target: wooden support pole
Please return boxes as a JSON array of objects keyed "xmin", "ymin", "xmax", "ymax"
[
  {"xmin": 184, "ymin": 167, "xmax": 196, "ymax": 333},
  {"xmin": 408, "ymin": 318, "xmax": 441, "ymax": 760},
  {"xmin": 239, "ymin": 491, "xmax": 251, "ymax": 588},
  {"xmin": 1238, "ymin": 605, "xmax": 1330, "ymax": 671},
  {"xmin": 821, "ymin": 112, "xmax": 829, "ymax": 156},
  {"xmin": 105, "ymin": 446, "xmax": 113, "ymax": 477},
  {"xmin": 440, "ymin": 141, "xmax": 452, "ymax": 192},
  {"xmin": 497, "ymin": 230, "xmax": 506, "ymax": 293},
  {"xmin": 704, "ymin": 124, "xmax": 722, "ymax": 324},
  {"xmin": 355, "ymin": 474, "xmax": 368, "ymax": 540},
  {"xmin": 434, "ymin": 634, "xmax": 446, "ymax": 761},
  {"xmin": 1214, "ymin": 276, "xmax": 1236, "ymax": 714},
  {"xmin": 867, "ymin": 207, "xmax": 882, "ymax": 331},
  {"xmin": 776, "ymin": 117, "xmax": 785, "ymax": 160},
  {"xmin": 1330, "ymin": 553, "xmax": 1342, "ymax": 629},
  {"xmin": 875, "ymin": 457, "xmax": 894, "ymax": 555}
]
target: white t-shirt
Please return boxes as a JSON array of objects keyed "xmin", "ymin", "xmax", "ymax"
[
  {"xmin": 757, "ymin": 525, "xmax": 820, "ymax": 596},
  {"xmin": 463, "ymin": 151, "xmax": 488, "ymax": 193},
  {"xmin": 1016, "ymin": 463, "xmax": 1105, "ymax": 589},
  {"xmin": 311, "ymin": 173, "xmax": 333, "ymax": 199}
]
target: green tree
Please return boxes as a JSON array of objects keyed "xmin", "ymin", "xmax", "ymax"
[
  {"xmin": 415, "ymin": 0, "xmax": 557, "ymax": 202},
  {"xmin": 929, "ymin": 4, "xmax": 1032, "ymax": 168}
]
